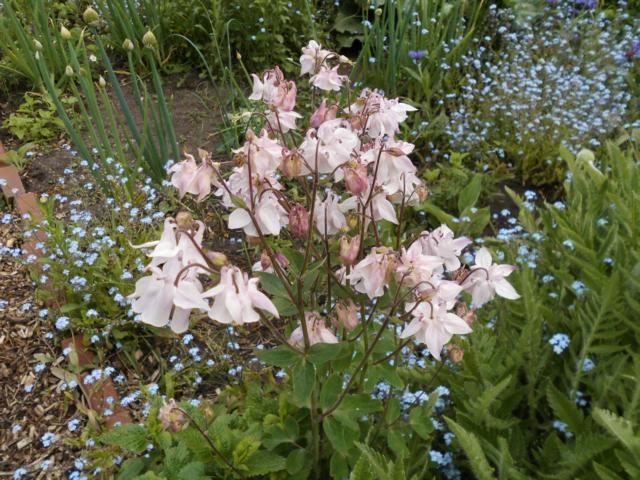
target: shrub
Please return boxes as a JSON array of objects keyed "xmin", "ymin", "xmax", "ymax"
[{"xmin": 89, "ymin": 41, "xmax": 520, "ymax": 478}]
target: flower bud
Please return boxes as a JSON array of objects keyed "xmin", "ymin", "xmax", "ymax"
[
  {"xmin": 158, "ymin": 399, "xmax": 187, "ymax": 433},
  {"xmin": 175, "ymin": 211, "xmax": 194, "ymax": 228},
  {"xmin": 310, "ymin": 99, "xmax": 338, "ymax": 129},
  {"xmin": 335, "ymin": 299, "xmax": 358, "ymax": 331},
  {"xmin": 448, "ymin": 345, "xmax": 464, "ymax": 364},
  {"xmin": 98, "ymin": 75, "xmax": 106, "ymax": 88},
  {"xmin": 455, "ymin": 303, "xmax": 476, "ymax": 327},
  {"xmin": 338, "ymin": 55, "xmax": 351, "ymax": 64},
  {"xmin": 344, "ymin": 163, "xmax": 369, "ymax": 196},
  {"xmin": 576, "ymin": 148, "xmax": 595, "ymax": 165},
  {"xmin": 281, "ymin": 148, "xmax": 303, "ymax": 178},
  {"xmin": 82, "ymin": 7, "xmax": 100, "ymax": 26},
  {"xmin": 207, "ymin": 251, "xmax": 228, "ymax": 268},
  {"xmin": 122, "ymin": 38, "xmax": 135, "ymax": 51},
  {"xmin": 60, "ymin": 25, "xmax": 72, "ymax": 40},
  {"xmin": 142, "ymin": 30, "xmax": 157, "ymax": 49},
  {"xmin": 289, "ymin": 204, "xmax": 310, "ymax": 237},
  {"xmin": 346, "ymin": 214, "xmax": 358, "ymax": 230},
  {"xmin": 415, "ymin": 184, "xmax": 429, "ymax": 202},
  {"xmin": 65, "ymin": 65, "xmax": 74, "ymax": 77},
  {"xmin": 339, "ymin": 235, "xmax": 360, "ymax": 266},
  {"xmin": 375, "ymin": 8, "xmax": 383, "ymax": 16},
  {"xmin": 236, "ymin": 51, "xmax": 242, "ymax": 60},
  {"xmin": 33, "ymin": 39, "xmax": 43, "ymax": 51}
]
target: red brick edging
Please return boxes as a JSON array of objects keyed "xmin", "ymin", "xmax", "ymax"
[{"xmin": 0, "ymin": 140, "xmax": 131, "ymax": 429}]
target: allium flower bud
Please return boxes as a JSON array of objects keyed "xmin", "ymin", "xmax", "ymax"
[
  {"xmin": 339, "ymin": 235, "xmax": 360, "ymax": 266},
  {"xmin": 122, "ymin": 38, "xmax": 135, "ymax": 51},
  {"xmin": 207, "ymin": 251, "xmax": 228, "ymax": 267},
  {"xmin": 289, "ymin": 204, "xmax": 310, "ymax": 237},
  {"xmin": 448, "ymin": 345, "xmax": 464, "ymax": 363},
  {"xmin": 33, "ymin": 39, "xmax": 43, "ymax": 51},
  {"xmin": 236, "ymin": 52, "xmax": 242, "ymax": 60},
  {"xmin": 375, "ymin": 8, "xmax": 383, "ymax": 16},
  {"xmin": 64, "ymin": 65, "xmax": 74, "ymax": 77},
  {"xmin": 82, "ymin": 7, "xmax": 100, "ymax": 26},
  {"xmin": 175, "ymin": 211, "xmax": 194, "ymax": 228},
  {"xmin": 98, "ymin": 75, "xmax": 106, "ymax": 88},
  {"xmin": 281, "ymin": 148, "xmax": 303, "ymax": 178},
  {"xmin": 60, "ymin": 25, "xmax": 71, "ymax": 40},
  {"xmin": 158, "ymin": 399, "xmax": 187, "ymax": 433},
  {"xmin": 335, "ymin": 299, "xmax": 358, "ymax": 331},
  {"xmin": 576, "ymin": 148, "xmax": 595, "ymax": 165},
  {"xmin": 344, "ymin": 163, "xmax": 369, "ymax": 196},
  {"xmin": 142, "ymin": 30, "xmax": 157, "ymax": 49}
]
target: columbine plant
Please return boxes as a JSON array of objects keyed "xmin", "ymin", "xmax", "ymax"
[{"xmin": 128, "ymin": 40, "xmax": 519, "ymax": 475}]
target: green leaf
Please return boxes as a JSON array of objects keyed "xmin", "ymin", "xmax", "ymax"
[
  {"xmin": 307, "ymin": 342, "xmax": 343, "ymax": 365},
  {"xmin": 178, "ymin": 462, "xmax": 206, "ymax": 480},
  {"xmin": 547, "ymin": 383, "xmax": 584, "ymax": 434},
  {"xmin": 99, "ymin": 424, "xmax": 148, "ymax": 453},
  {"xmin": 387, "ymin": 429, "xmax": 409, "ymax": 459},
  {"xmin": 255, "ymin": 272, "xmax": 290, "ymax": 297},
  {"xmin": 244, "ymin": 450, "xmax": 287, "ymax": 476},
  {"xmin": 324, "ymin": 416, "xmax": 359, "ymax": 453},
  {"xmin": 116, "ymin": 458, "xmax": 148, "ymax": 480},
  {"xmin": 271, "ymin": 295, "xmax": 298, "ymax": 316},
  {"xmin": 256, "ymin": 345, "xmax": 300, "ymax": 367},
  {"xmin": 286, "ymin": 448, "xmax": 307, "ymax": 474},
  {"xmin": 445, "ymin": 417, "xmax": 495, "ymax": 480},
  {"xmin": 338, "ymin": 394, "xmax": 382, "ymax": 418},
  {"xmin": 593, "ymin": 408, "xmax": 640, "ymax": 457},
  {"xmin": 320, "ymin": 374, "xmax": 344, "ymax": 410},
  {"xmin": 458, "ymin": 173, "xmax": 483, "ymax": 213},
  {"xmin": 292, "ymin": 360, "xmax": 315, "ymax": 405}
]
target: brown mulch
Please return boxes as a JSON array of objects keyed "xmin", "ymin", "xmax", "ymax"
[{"xmin": 0, "ymin": 215, "xmax": 82, "ymax": 478}]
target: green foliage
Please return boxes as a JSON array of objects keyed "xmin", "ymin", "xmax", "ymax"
[
  {"xmin": 0, "ymin": 141, "xmax": 37, "ymax": 171},
  {"xmin": 2, "ymin": 92, "xmax": 74, "ymax": 144},
  {"xmin": 435, "ymin": 141, "xmax": 640, "ymax": 478},
  {"xmin": 355, "ymin": 0, "xmax": 487, "ymax": 121}
]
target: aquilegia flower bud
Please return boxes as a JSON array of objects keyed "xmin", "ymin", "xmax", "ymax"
[
  {"xmin": 335, "ymin": 299, "xmax": 359, "ymax": 331},
  {"xmin": 339, "ymin": 235, "xmax": 360, "ymax": 266},
  {"xmin": 344, "ymin": 162, "xmax": 369, "ymax": 196},
  {"xmin": 281, "ymin": 148, "xmax": 303, "ymax": 178},
  {"xmin": 206, "ymin": 251, "xmax": 228, "ymax": 268},
  {"xmin": 289, "ymin": 204, "xmax": 310, "ymax": 237},
  {"xmin": 175, "ymin": 211, "xmax": 194, "ymax": 228}
]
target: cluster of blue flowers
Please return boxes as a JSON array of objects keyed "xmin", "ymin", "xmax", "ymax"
[{"xmin": 446, "ymin": 4, "xmax": 638, "ymax": 167}]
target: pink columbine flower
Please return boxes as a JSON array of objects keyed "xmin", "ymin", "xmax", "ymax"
[
  {"xmin": 419, "ymin": 225, "xmax": 471, "ymax": 271},
  {"xmin": 228, "ymin": 192, "xmax": 289, "ymax": 237},
  {"xmin": 168, "ymin": 151, "xmax": 216, "ymax": 202},
  {"xmin": 289, "ymin": 204, "xmax": 310, "ymax": 237},
  {"xmin": 313, "ymin": 192, "xmax": 357, "ymax": 236},
  {"xmin": 344, "ymin": 162, "xmax": 369, "ymax": 196},
  {"xmin": 289, "ymin": 312, "xmax": 339, "ymax": 348},
  {"xmin": 399, "ymin": 300, "xmax": 472, "ymax": 361},
  {"xmin": 300, "ymin": 40, "xmax": 333, "ymax": 76},
  {"xmin": 463, "ymin": 247, "xmax": 520, "ymax": 307},
  {"xmin": 348, "ymin": 247, "xmax": 395, "ymax": 299},
  {"xmin": 203, "ymin": 266, "xmax": 279, "ymax": 325},
  {"xmin": 128, "ymin": 258, "xmax": 209, "ymax": 333},
  {"xmin": 311, "ymin": 65, "xmax": 346, "ymax": 91},
  {"xmin": 396, "ymin": 241, "xmax": 443, "ymax": 288}
]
